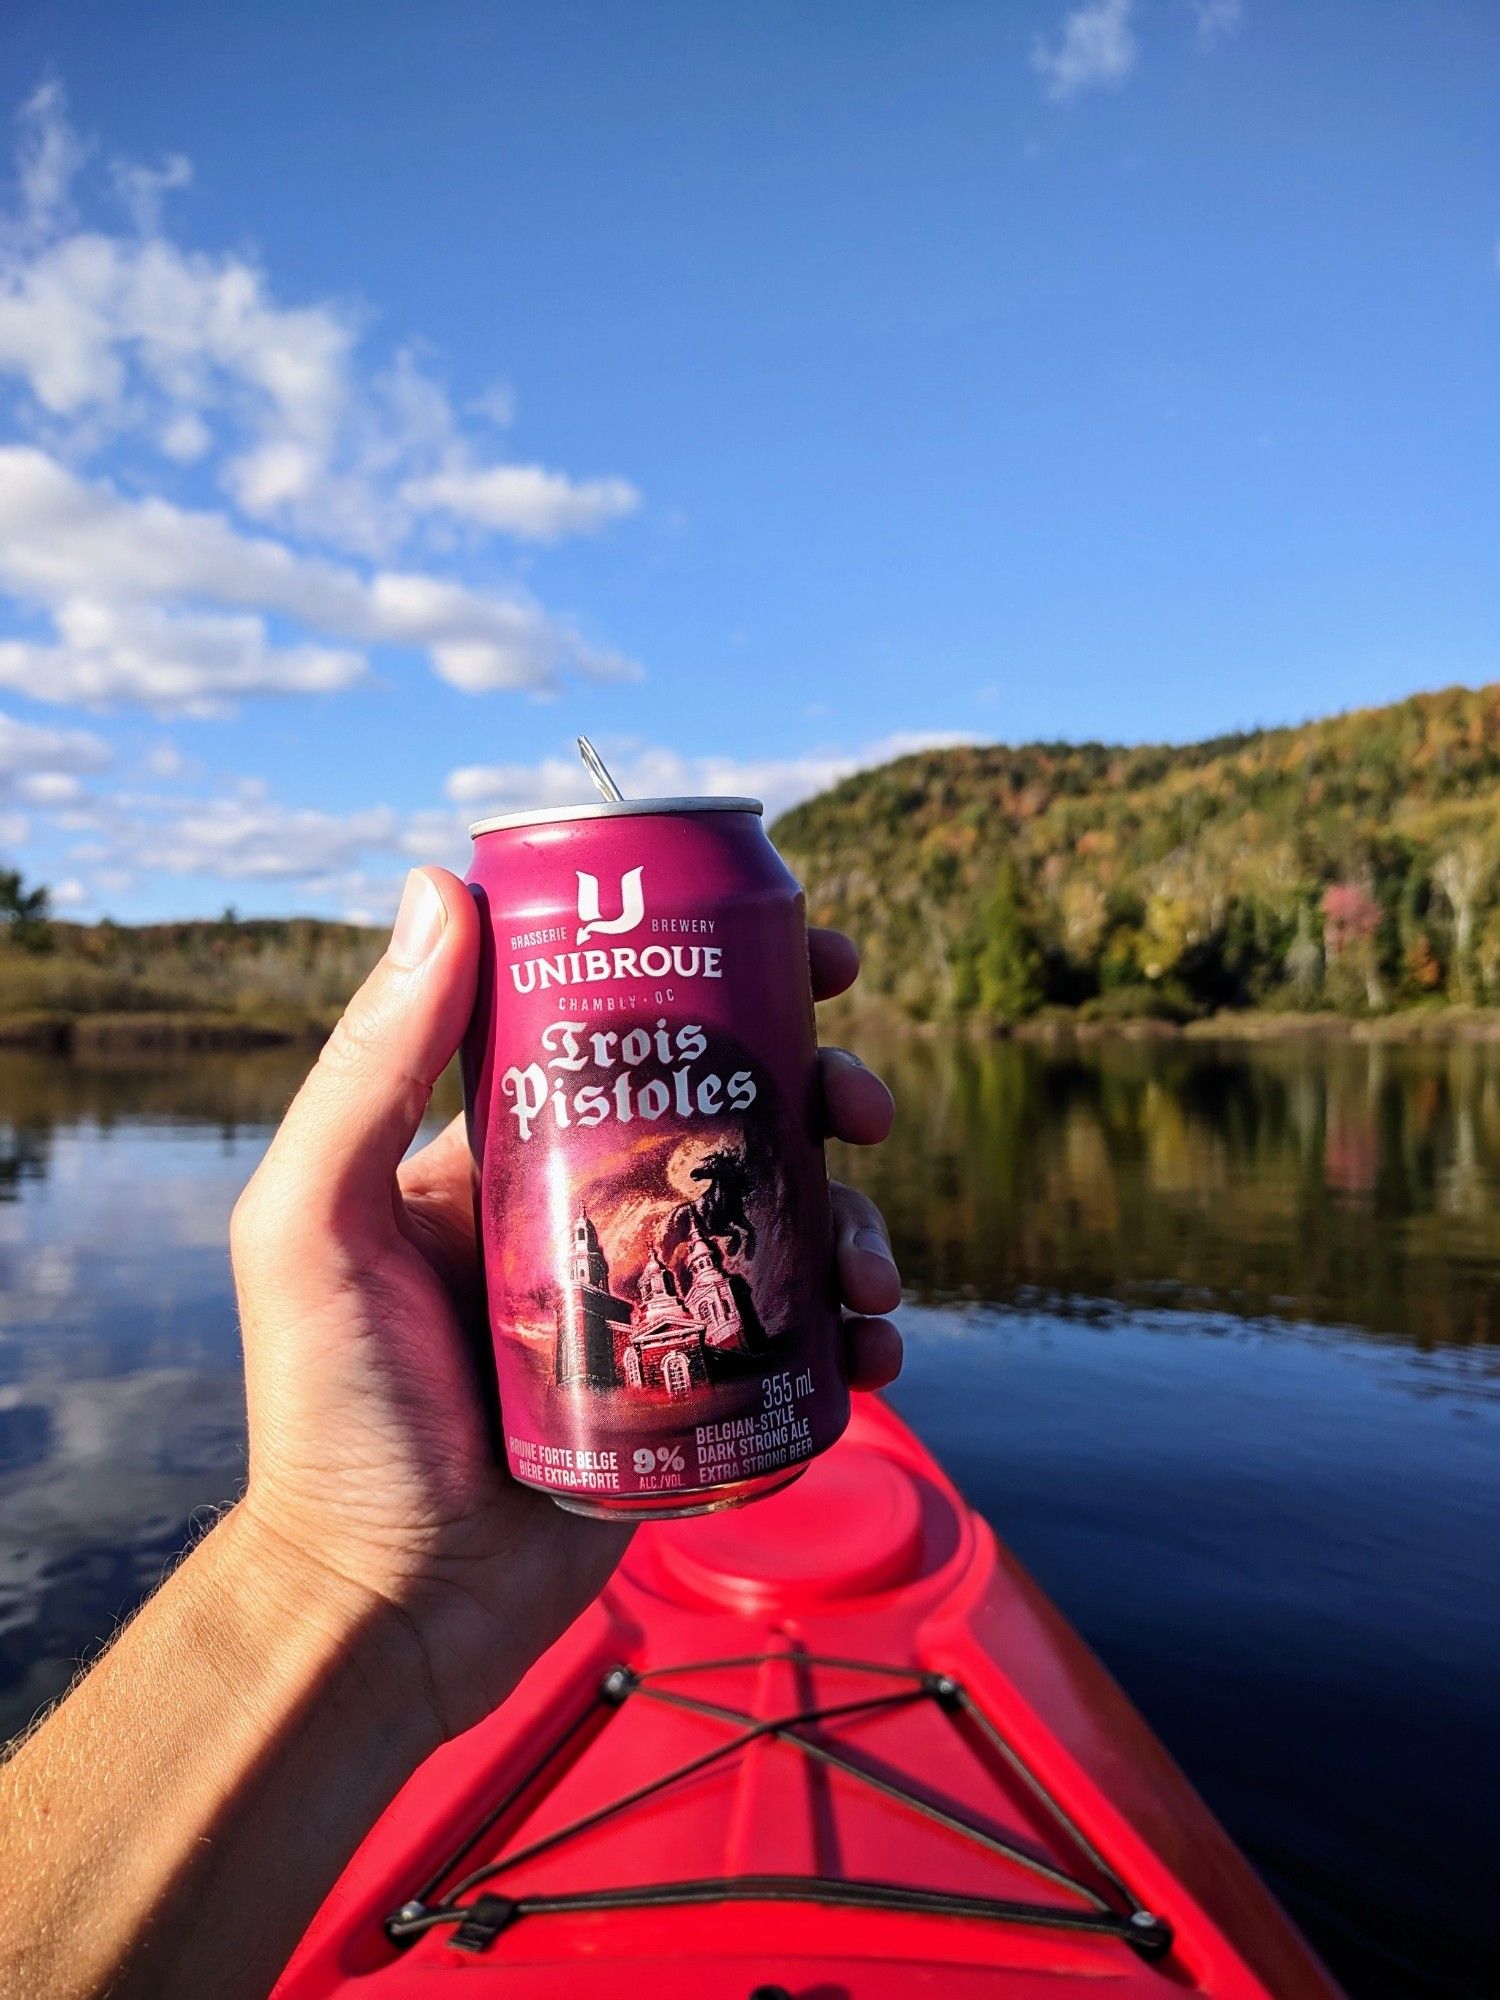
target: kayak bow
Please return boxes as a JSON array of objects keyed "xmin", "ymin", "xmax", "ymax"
[{"xmin": 276, "ymin": 1397, "xmax": 1343, "ymax": 1998}]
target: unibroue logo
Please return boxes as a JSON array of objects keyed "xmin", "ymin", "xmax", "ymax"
[
  {"xmin": 576, "ymin": 865, "xmax": 645, "ymax": 944},
  {"xmin": 507, "ymin": 860, "xmax": 722, "ymax": 994}
]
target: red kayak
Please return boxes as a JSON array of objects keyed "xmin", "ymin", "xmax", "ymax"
[{"xmin": 276, "ymin": 1398, "xmax": 1343, "ymax": 1997}]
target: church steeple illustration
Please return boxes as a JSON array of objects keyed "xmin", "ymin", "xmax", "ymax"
[
  {"xmin": 682, "ymin": 1210, "xmax": 742, "ymax": 1347},
  {"xmin": 569, "ymin": 1208, "xmax": 609, "ymax": 1290},
  {"xmin": 555, "ymin": 1204, "xmax": 629, "ymax": 1388},
  {"xmin": 639, "ymin": 1246, "xmax": 676, "ymax": 1303},
  {"xmin": 553, "ymin": 1192, "xmax": 757, "ymax": 1396}
]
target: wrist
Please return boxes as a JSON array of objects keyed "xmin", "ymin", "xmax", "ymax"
[
  {"xmin": 0, "ymin": 1497, "xmax": 450, "ymax": 2000},
  {"xmin": 199, "ymin": 1501, "xmax": 446, "ymax": 1770}
]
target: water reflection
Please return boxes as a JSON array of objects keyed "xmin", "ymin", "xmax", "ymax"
[
  {"xmin": 891, "ymin": 1296, "xmax": 1499, "ymax": 1999},
  {"xmin": 1, "ymin": 1040, "xmax": 1497, "ymax": 1995},
  {"xmin": 837, "ymin": 1035, "xmax": 1500, "ymax": 1348}
]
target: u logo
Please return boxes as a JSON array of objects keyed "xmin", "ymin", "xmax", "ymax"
[{"xmin": 576, "ymin": 865, "xmax": 645, "ymax": 943}]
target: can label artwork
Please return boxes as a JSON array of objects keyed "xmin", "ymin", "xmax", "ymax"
[{"xmin": 462, "ymin": 801, "xmax": 849, "ymax": 1514}]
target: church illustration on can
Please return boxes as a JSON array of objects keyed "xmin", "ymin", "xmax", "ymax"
[{"xmin": 554, "ymin": 1157, "xmax": 765, "ymax": 1398}]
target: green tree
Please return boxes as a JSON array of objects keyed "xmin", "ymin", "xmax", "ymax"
[
  {"xmin": 0, "ymin": 868, "xmax": 52, "ymax": 952},
  {"xmin": 968, "ymin": 861, "xmax": 1043, "ymax": 1022}
]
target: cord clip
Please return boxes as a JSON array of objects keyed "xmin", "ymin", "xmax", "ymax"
[{"xmin": 449, "ymin": 1894, "xmax": 517, "ymax": 1953}]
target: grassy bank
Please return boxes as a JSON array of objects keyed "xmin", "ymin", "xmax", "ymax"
[
  {"xmin": 0, "ymin": 1010, "xmax": 325, "ymax": 1051},
  {"xmin": 0, "ymin": 916, "xmax": 380, "ymax": 1048},
  {"xmin": 1025, "ymin": 1006, "xmax": 1500, "ymax": 1045},
  {"xmin": 816, "ymin": 990, "xmax": 1500, "ymax": 1045}
]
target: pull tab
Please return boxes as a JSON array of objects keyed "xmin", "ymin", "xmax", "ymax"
[{"xmin": 577, "ymin": 735, "xmax": 624, "ymax": 802}]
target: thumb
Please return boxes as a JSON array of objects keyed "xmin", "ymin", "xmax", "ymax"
[{"xmin": 255, "ymin": 866, "xmax": 479, "ymax": 1243}]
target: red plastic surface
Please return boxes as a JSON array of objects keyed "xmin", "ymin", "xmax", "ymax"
[
  {"xmin": 274, "ymin": 1400, "xmax": 1345, "ymax": 1999},
  {"xmin": 658, "ymin": 1445, "xmax": 925, "ymax": 1609}
]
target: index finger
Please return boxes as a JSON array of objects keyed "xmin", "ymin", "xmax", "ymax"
[{"xmin": 810, "ymin": 927, "xmax": 859, "ymax": 1002}]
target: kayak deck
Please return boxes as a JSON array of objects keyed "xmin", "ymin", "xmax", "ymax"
[{"xmin": 276, "ymin": 1399, "xmax": 1343, "ymax": 1998}]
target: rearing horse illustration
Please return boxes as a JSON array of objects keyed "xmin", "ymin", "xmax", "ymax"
[{"xmin": 682, "ymin": 1147, "xmax": 757, "ymax": 1259}]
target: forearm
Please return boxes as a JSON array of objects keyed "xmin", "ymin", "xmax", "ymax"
[{"xmin": 0, "ymin": 1507, "xmax": 440, "ymax": 2000}]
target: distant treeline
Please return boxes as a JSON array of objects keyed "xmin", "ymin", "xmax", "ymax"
[
  {"xmin": 773, "ymin": 682, "xmax": 1500, "ymax": 1025},
  {"xmin": 0, "ymin": 880, "xmax": 378, "ymax": 1037}
]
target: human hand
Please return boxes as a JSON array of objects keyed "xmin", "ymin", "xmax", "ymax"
[{"xmin": 231, "ymin": 866, "xmax": 902, "ymax": 1741}]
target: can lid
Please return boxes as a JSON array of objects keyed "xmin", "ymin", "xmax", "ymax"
[{"xmin": 469, "ymin": 796, "xmax": 764, "ymax": 836}]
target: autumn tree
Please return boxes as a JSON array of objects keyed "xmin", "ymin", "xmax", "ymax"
[{"xmin": 1321, "ymin": 880, "xmax": 1385, "ymax": 1010}]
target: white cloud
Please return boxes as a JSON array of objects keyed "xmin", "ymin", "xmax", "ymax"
[
  {"xmin": 44, "ymin": 781, "xmax": 407, "ymax": 898},
  {"xmin": 0, "ymin": 445, "xmax": 636, "ymax": 708},
  {"xmin": 0, "ymin": 86, "xmax": 642, "ymax": 561},
  {"xmin": 142, "ymin": 740, "xmax": 186, "ymax": 778},
  {"xmin": 447, "ymin": 731, "xmax": 974, "ymax": 827},
  {"xmin": 0, "ymin": 705, "xmax": 109, "ymax": 773},
  {"xmin": 1032, "ymin": 0, "xmax": 1137, "ymax": 101},
  {"xmin": 366, "ymin": 565, "xmax": 635, "ymax": 692},
  {"xmin": 130, "ymin": 796, "xmax": 401, "ymax": 881},
  {"xmin": 109, "ymin": 150, "xmax": 192, "ymax": 235},
  {"xmin": 0, "ymin": 444, "xmax": 361, "ymax": 623},
  {"xmin": 0, "ymin": 85, "xmax": 642, "ymax": 712},
  {"xmin": 392, "ymin": 805, "xmax": 466, "ymax": 861},
  {"xmin": 159, "ymin": 409, "xmax": 211, "ymax": 462},
  {"xmin": 0, "ymin": 706, "xmax": 110, "ymax": 809},
  {"xmin": 0, "ymin": 120, "xmax": 358, "ymax": 518},
  {"xmin": 48, "ymin": 873, "xmax": 86, "ymax": 906},
  {"xmin": 0, "ymin": 603, "xmax": 363, "ymax": 713},
  {"xmin": 16, "ymin": 769, "xmax": 84, "ymax": 804},
  {"xmin": 1189, "ymin": 0, "xmax": 1242, "ymax": 46},
  {"xmin": 401, "ymin": 463, "xmax": 640, "ymax": 542},
  {"xmin": 8, "ymin": 82, "xmax": 87, "ymax": 245},
  {"xmin": 469, "ymin": 381, "xmax": 516, "ymax": 428}
]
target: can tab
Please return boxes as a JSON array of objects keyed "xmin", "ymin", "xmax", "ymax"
[{"xmin": 577, "ymin": 734, "xmax": 624, "ymax": 801}]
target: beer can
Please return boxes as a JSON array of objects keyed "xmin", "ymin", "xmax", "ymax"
[{"xmin": 461, "ymin": 793, "xmax": 850, "ymax": 1517}]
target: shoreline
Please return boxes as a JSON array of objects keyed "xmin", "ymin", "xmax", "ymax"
[
  {"xmin": 5, "ymin": 1004, "xmax": 1500, "ymax": 1053},
  {"xmin": 1020, "ymin": 1009, "xmax": 1500, "ymax": 1046},
  {"xmin": 0, "ymin": 1011, "xmax": 328, "ymax": 1053},
  {"xmin": 821, "ymin": 1002, "xmax": 1500, "ymax": 1046}
]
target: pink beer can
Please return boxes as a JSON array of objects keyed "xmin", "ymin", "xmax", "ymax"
[{"xmin": 461, "ymin": 785, "xmax": 850, "ymax": 1517}]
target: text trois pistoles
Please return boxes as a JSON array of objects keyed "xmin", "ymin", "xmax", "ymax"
[{"xmin": 501, "ymin": 1019, "xmax": 757, "ymax": 1143}]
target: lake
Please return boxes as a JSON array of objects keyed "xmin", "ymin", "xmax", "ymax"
[{"xmin": 2, "ymin": 1034, "xmax": 1497, "ymax": 1998}]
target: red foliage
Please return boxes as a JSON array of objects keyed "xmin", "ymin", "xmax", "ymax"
[{"xmin": 1321, "ymin": 881, "xmax": 1380, "ymax": 956}]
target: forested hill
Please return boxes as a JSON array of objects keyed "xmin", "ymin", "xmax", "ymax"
[{"xmin": 772, "ymin": 682, "xmax": 1500, "ymax": 1023}]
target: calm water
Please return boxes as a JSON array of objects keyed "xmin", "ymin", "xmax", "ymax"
[{"xmin": 2, "ymin": 1038, "xmax": 1497, "ymax": 1998}]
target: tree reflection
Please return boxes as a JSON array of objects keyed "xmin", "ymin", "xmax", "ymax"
[{"xmin": 834, "ymin": 1035, "xmax": 1500, "ymax": 1349}]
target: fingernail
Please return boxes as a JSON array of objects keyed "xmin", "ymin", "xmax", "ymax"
[
  {"xmin": 388, "ymin": 870, "xmax": 446, "ymax": 969},
  {"xmin": 854, "ymin": 1225, "xmax": 897, "ymax": 1268}
]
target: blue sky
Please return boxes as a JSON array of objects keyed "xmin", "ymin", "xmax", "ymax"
[{"xmin": 0, "ymin": 0, "xmax": 1496, "ymax": 921}]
